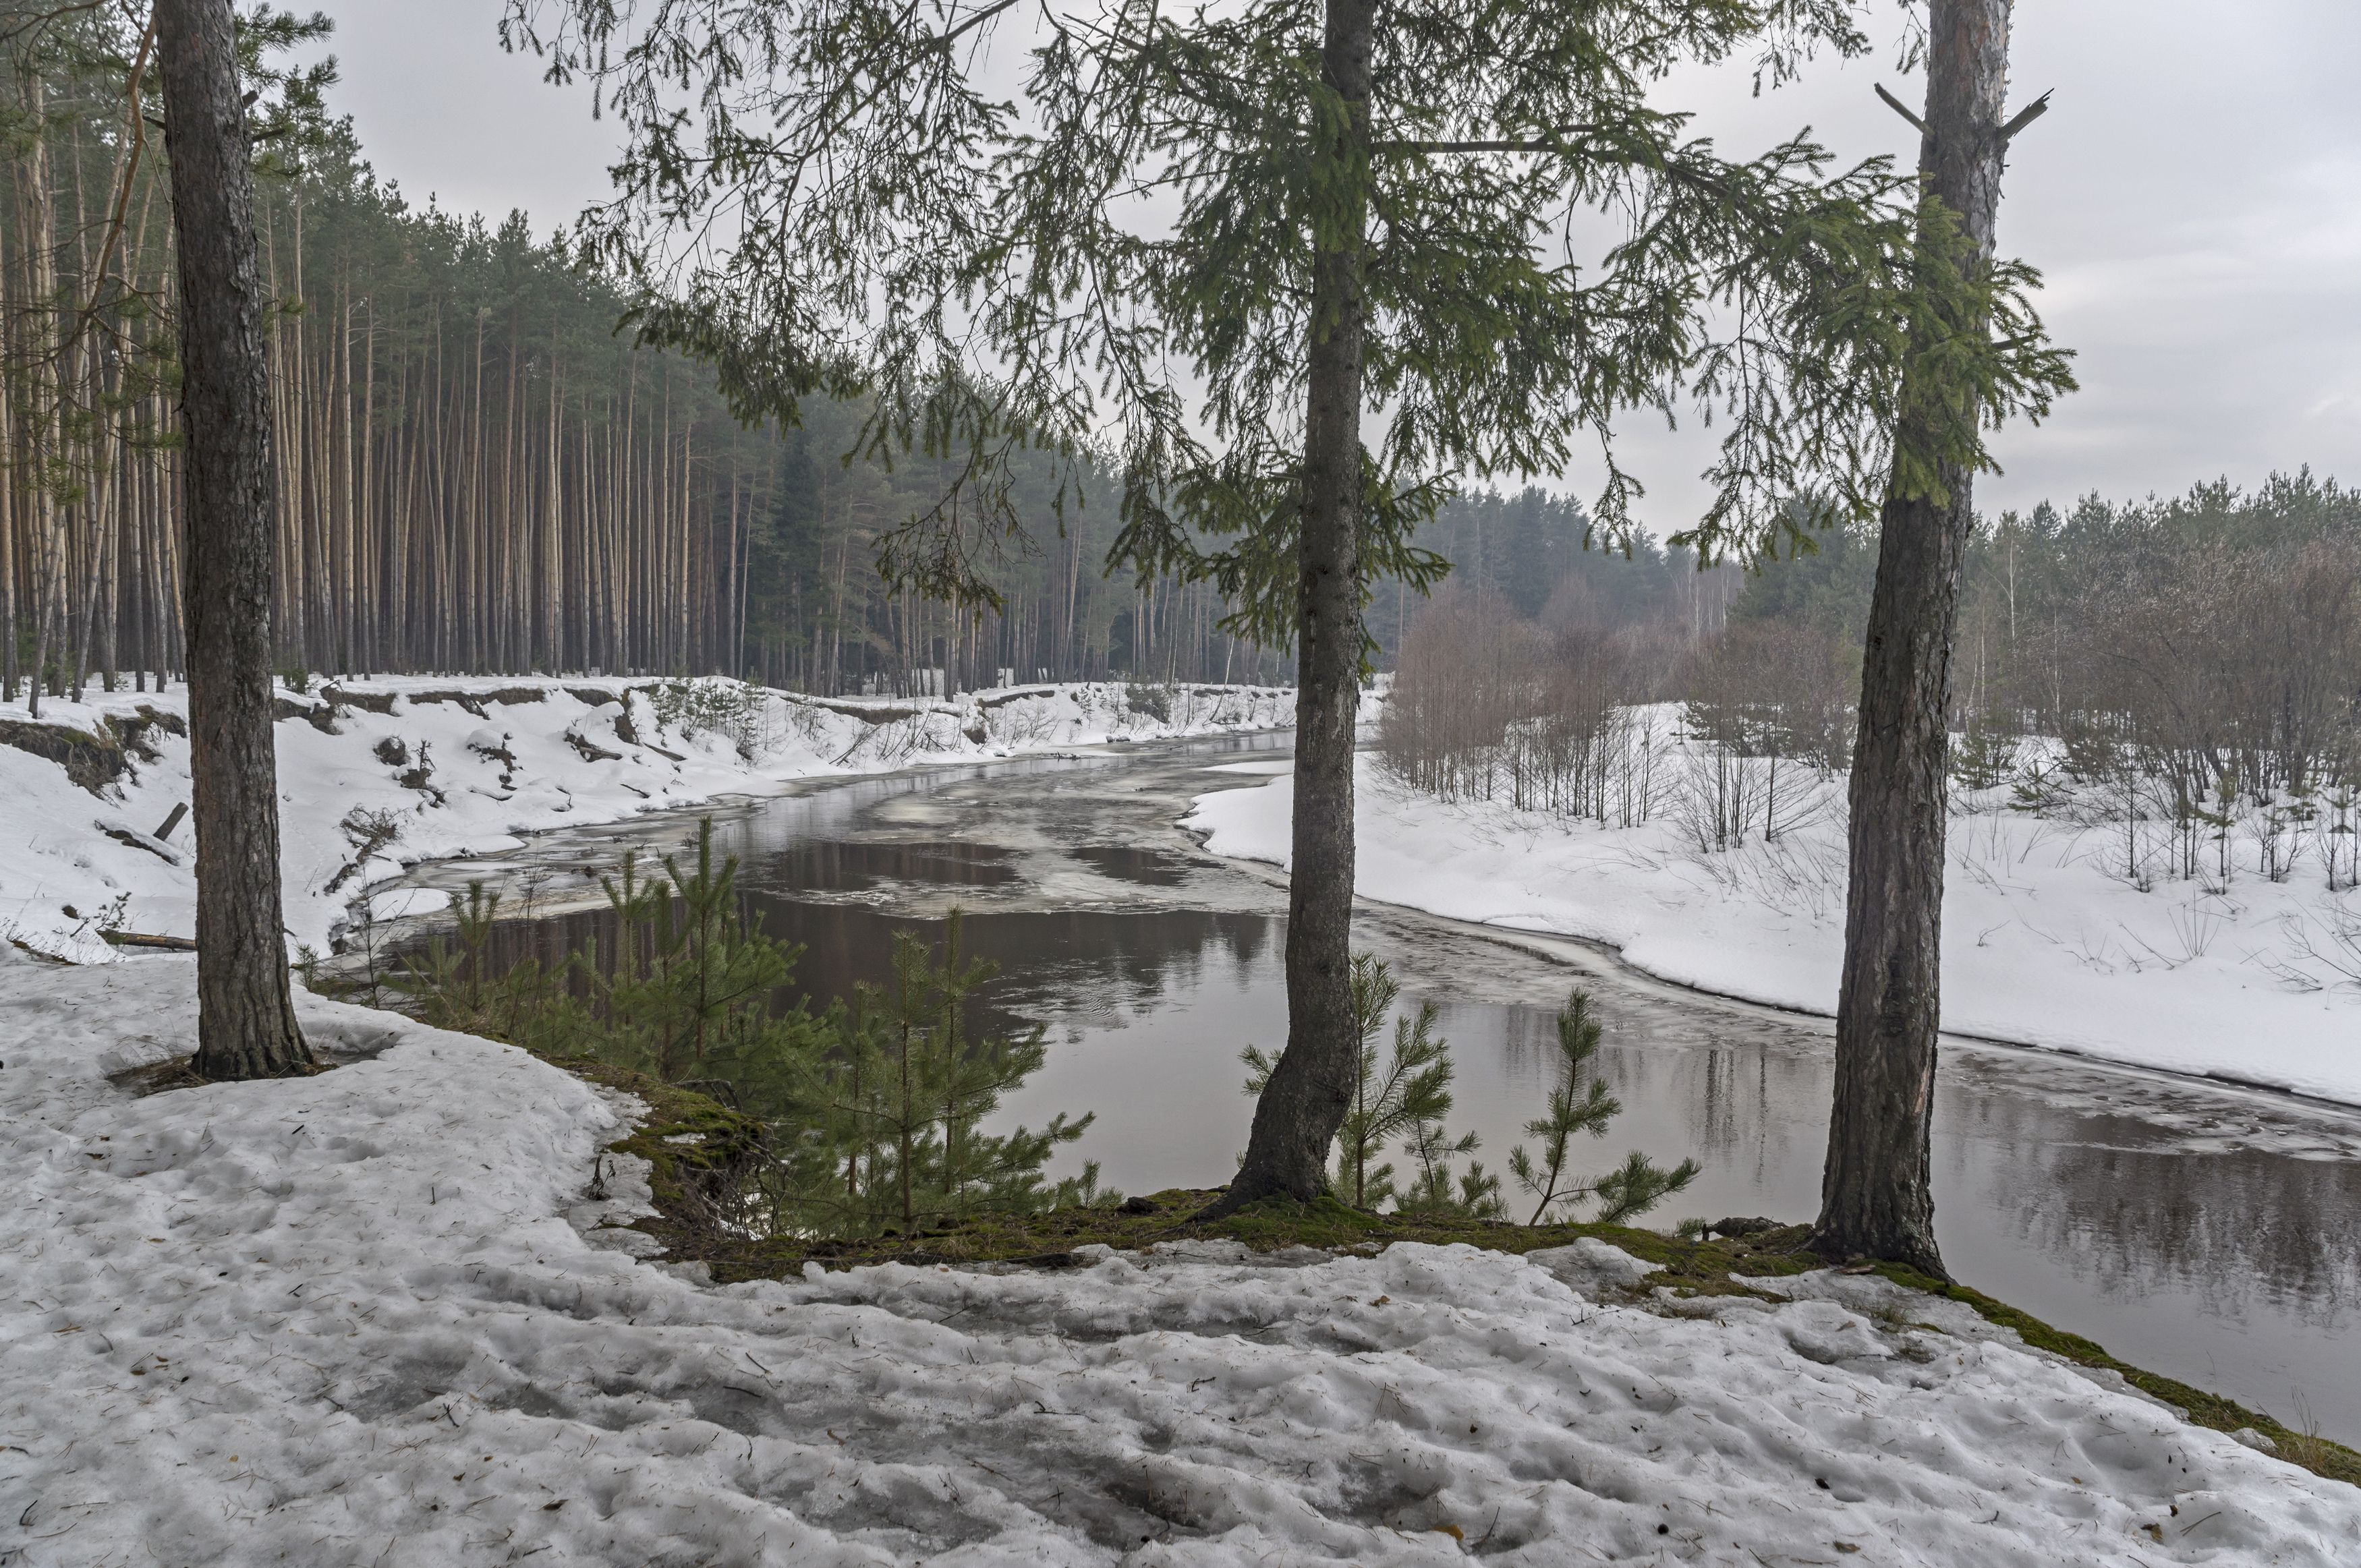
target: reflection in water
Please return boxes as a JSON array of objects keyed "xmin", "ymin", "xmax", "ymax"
[
  {"xmin": 1063, "ymin": 845, "xmax": 1202, "ymax": 888},
  {"xmin": 397, "ymin": 739, "xmax": 2361, "ymax": 1445},
  {"xmin": 758, "ymin": 838, "xmax": 1019, "ymax": 894},
  {"xmin": 1425, "ymin": 989, "xmax": 2360, "ymax": 1437},
  {"xmin": 455, "ymin": 891, "xmax": 1280, "ymax": 1116},
  {"xmin": 1962, "ymin": 1102, "xmax": 2353, "ymax": 1322}
]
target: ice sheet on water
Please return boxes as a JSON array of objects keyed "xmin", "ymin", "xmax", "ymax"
[{"xmin": 0, "ymin": 676, "xmax": 1303, "ymax": 968}]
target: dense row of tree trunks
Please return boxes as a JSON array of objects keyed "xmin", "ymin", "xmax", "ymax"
[
  {"xmin": 741, "ymin": 529, "xmax": 1274, "ymax": 697},
  {"xmin": 0, "ymin": 56, "xmax": 1274, "ymax": 703},
  {"xmin": 9, "ymin": 15, "xmax": 1297, "ymax": 730},
  {"xmin": 1815, "ymin": 0, "xmax": 2022, "ymax": 1275},
  {"xmin": 0, "ymin": 250, "xmax": 1270, "ymax": 699}
]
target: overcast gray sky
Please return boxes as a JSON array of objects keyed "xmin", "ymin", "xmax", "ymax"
[{"xmin": 314, "ymin": 0, "xmax": 2361, "ymax": 533}]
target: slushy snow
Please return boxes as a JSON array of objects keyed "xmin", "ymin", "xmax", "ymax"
[
  {"xmin": 1185, "ymin": 752, "xmax": 2361, "ymax": 1107},
  {"xmin": 3, "ymin": 949, "xmax": 2356, "ymax": 1565}
]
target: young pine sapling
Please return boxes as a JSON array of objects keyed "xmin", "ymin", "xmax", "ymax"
[
  {"xmin": 785, "ymin": 911, "xmax": 1106, "ymax": 1236},
  {"xmin": 387, "ymin": 825, "xmax": 1108, "ymax": 1241},
  {"xmin": 396, "ymin": 881, "xmax": 577, "ymax": 1052},
  {"xmin": 1243, "ymin": 954, "xmax": 1493, "ymax": 1214},
  {"xmin": 1508, "ymin": 990, "xmax": 1701, "ymax": 1225},
  {"xmin": 1396, "ymin": 1116, "xmax": 1506, "ymax": 1220}
]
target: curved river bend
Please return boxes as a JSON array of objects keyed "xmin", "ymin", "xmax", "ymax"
[{"xmin": 382, "ymin": 732, "xmax": 2361, "ymax": 1445}]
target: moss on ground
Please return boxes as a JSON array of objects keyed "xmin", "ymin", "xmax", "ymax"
[
  {"xmin": 544, "ymin": 1053, "xmax": 2361, "ymax": 1492},
  {"xmin": 534, "ymin": 1049, "xmax": 769, "ymax": 1228},
  {"xmin": 1862, "ymin": 1262, "xmax": 2361, "ymax": 1488}
]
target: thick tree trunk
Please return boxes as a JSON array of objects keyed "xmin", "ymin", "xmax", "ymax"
[
  {"xmin": 1814, "ymin": 0, "xmax": 2016, "ymax": 1273},
  {"xmin": 158, "ymin": 0, "xmax": 312, "ymax": 1080},
  {"xmin": 1209, "ymin": 0, "xmax": 1373, "ymax": 1213}
]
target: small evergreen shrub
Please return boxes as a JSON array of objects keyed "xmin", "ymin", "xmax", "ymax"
[
  {"xmin": 1509, "ymin": 989, "xmax": 1701, "ymax": 1224},
  {"xmin": 1246, "ymin": 962, "xmax": 1698, "ymax": 1224},
  {"xmin": 651, "ymin": 679, "xmax": 768, "ymax": 754},
  {"xmin": 1952, "ymin": 724, "xmax": 2020, "ymax": 791},
  {"xmin": 380, "ymin": 819, "xmax": 1107, "ymax": 1240},
  {"xmin": 1122, "ymin": 680, "xmax": 1174, "ymax": 724},
  {"xmin": 1245, "ymin": 956, "xmax": 1471, "ymax": 1211},
  {"xmin": 766, "ymin": 913, "xmax": 1108, "ymax": 1236}
]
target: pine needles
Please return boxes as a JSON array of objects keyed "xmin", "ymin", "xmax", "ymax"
[
  {"xmin": 773, "ymin": 912, "xmax": 1108, "ymax": 1237},
  {"xmin": 1509, "ymin": 991, "xmax": 1701, "ymax": 1225},
  {"xmin": 1245, "ymin": 958, "xmax": 1697, "ymax": 1225},
  {"xmin": 382, "ymin": 817, "xmax": 1110, "ymax": 1240}
]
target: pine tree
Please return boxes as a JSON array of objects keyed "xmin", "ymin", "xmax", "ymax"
[
  {"xmin": 1243, "ymin": 954, "xmax": 1456, "ymax": 1209},
  {"xmin": 783, "ymin": 912, "xmax": 1105, "ymax": 1236},
  {"xmin": 1816, "ymin": 0, "xmax": 2066, "ymax": 1275},
  {"xmin": 1243, "ymin": 953, "xmax": 1512, "ymax": 1215},
  {"xmin": 1396, "ymin": 1128, "xmax": 1505, "ymax": 1220},
  {"xmin": 159, "ymin": 0, "xmax": 312, "ymax": 1080},
  {"xmin": 393, "ymin": 879, "xmax": 596, "ymax": 1051},
  {"xmin": 383, "ymin": 827, "xmax": 1106, "ymax": 1240},
  {"xmin": 593, "ymin": 820, "xmax": 801, "ymax": 1080},
  {"xmin": 499, "ymin": 0, "xmax": 2068, "ymax": 1210},
  {"xmin": 1508, "ymin": 990, "xmax": 1700, "ymax": 1225}
]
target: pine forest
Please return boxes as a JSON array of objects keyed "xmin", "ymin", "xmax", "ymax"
[{"xmin": 0, "ymin": 11, "xmax": 1273, "ymax": 709}]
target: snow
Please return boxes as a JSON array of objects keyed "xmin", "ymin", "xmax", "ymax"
[
  {"xmin": 3, "ymin": 955, "xmax": 2356, "ymax": 1565},
  {"xmin": 0, "ymin": 677, "xmax": 1298, "ymax": 965},
  {"xmin": 1183, "ymin": 745, "xmax": 2361, "ymax": 1107}
]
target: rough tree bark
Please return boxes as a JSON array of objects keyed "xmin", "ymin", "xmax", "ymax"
[
  {"xmin": 1207, "ymin": 0, "xmax": 1373, "ymax": 1213},
  {"xmin": 157, "ymin": 0, "xmax": 312, "ymax": 1079},
  {"xmin": 1814, "ymin": 0, "xmax": 2018, "ymax": 1273}
]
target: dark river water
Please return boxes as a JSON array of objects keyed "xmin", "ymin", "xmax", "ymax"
[{"xmin": 380, "ymin": 731, "xmax": 2361, "ymax": 1445}]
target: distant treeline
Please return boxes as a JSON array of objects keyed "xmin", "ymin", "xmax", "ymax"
[
  {"xmin": 16, "ymin": 5, "xmax": 2344, "ymax": 765},
  {"xmin": 1728, "ymin": 470, "xmax": 2361, "ymax": 796},
  {"xmin": 1368, "ymin": 488, "xmax": 1744, "ymax": 664},
  {"xmin": 1388, "ymin": 471, "xmax": 2361, "ymax": 842}
]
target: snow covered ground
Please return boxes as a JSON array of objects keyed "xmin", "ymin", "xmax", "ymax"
[
  {"xmin": 1185, "ymin": 747, "xmax": 2361, "ymax": 1107},
  {"xmin": 4, "ymin": 948, "xmax": 2356, "ymax": 1567},
  {"xmin": 0, "ymin": 676, "xmax": 1299, "ymax": 965}
]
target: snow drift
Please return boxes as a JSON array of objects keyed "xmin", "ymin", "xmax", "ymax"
[
  {"xmin": 1185, "ymin": 753, "xmax": 2361, "ymax": 1107},
  {"xmin": 2, "ymin": 950, "xmax": 2354, "ymax": 1565}
]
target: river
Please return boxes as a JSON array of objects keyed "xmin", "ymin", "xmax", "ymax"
[{"xmin": 373, "ymin": 730, "xmax": 2361, "ymax": 1446}]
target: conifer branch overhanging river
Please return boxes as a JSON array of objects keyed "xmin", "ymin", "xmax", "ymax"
[{"xmin": 358, "ymin": 729, "xmax": 2361, "ymax": 1446}]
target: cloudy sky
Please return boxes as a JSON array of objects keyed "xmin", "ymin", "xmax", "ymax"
[{"xmin": 313, "ymin": 0, "xmax": 2361, "ymax": 533}]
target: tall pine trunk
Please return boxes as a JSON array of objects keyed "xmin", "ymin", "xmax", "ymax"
[
  {"xmin": 159, "ymin": 0, "xmax": 312, "ymax": 1080},
  {"xmin": 20, "ymin": 69, "xmax": 59, "ymax": 718},
  {"xmin": 1813, "ymin": 0, "xmax": 2018, "ymax": 1273},
  {"xmin": 1212, "ymin": 0, "xmax": 1371, "ymax": 1212}
]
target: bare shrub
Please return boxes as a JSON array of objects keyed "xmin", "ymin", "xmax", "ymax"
[
  {"xmin": 2276, "ymin": 894, "xmax": 2361, "ymax": 993},
  {"xmin": 1382, "ymin": 586, "xmax": 1672, "ymax": 824},
  {"xmin": 1678, "ymin": 620, "xmax": 1852, "ymax": 848},
  {"xmin": 2039, "ymin": 538, "xmax": 2361, "ymax": 885},
  {"xmin": 1379, "ymin": 586, "xmax": 1549, "ymax": 805}
]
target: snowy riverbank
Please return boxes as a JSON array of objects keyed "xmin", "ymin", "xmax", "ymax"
[
  {"xmin": 1185, "ymin": 754, "xmax": 2361, "ymax": 1107},
  {"xmin": 0, "ymin": 676, "xmax": 1301, "ymax": 964},
  {"xmin": 5, "ymin": 948, "xmax": 2356, "ymax": 1565}
]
